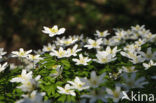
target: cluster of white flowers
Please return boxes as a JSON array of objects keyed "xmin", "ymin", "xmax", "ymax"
[
  {"xmin": 10, "ymin": 69, "xmax": 41, "ymax": 92},
  {"xmin": 57, "ymin": 76, "xmax": 90, "ymax": 96},
  {"xmin": 50, "ymin": 24, "xmax": 155, "ymax": 102},
  {"xmin": 50, "ymin": 44, "xmax": 82, "ymax": 58},
  {"xmin": 10, "ymin": 70, "xmax": 44, "ymax": 103},
  {"xmin": 0, "ymin": 24, "xmax": 155, "ymax": 103},
  {"xmin": 12, "ymin": 48, "xmax": 32, "ymax": 58},
  {"xmin": 12, "ymin": 48, "xmax": 43, "ymax": 62},
  {"xmin": 11, "ymin": 48, "xmax": 43, "ymax": 70},
  {"xmin": 57, "ymin": 71, "xmax": 106, "ymax": 96},
  {"xmin": 94, "ymin": 46, "xmax": 120, "ymax": 64}
]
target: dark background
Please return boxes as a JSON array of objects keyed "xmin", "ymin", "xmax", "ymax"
[{"xmin": 0, "ymin": 0, "xmax": 156, "ymax": 52}]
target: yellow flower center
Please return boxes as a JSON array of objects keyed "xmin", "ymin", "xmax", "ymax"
[
  {"xmin": 128, "ymin": 52, "xmax": 135, "ymax": 58},
  {"xmin": 127, "ymin": 67, "xmax": 133, "ymax": 72},
  {"xmin": 101, "ymin": 58, "xmax": 107, "ymax": 63},
  {"xmin": 136, "ymin": 26, "xmax": 140, "ymax": 30},
  {"xmin": 64, "ymin": 41, "xmax": 71, "ymax": 45},
  {"xmin": 78, "ymin": 84, "xmax": 83, "ymax": 88},
  {"xmin": 146, "ymin": 54, "xmax": 152, "ymax": 58},
  {"xmin": 50, "ymin": 28, "xmax": 58, "ymax": 33},
  {"xmin": 47, "ymin": 47, "xmax": 51, "ymax": 51},
  {"xmin": 20, "ymin": 52, "xmax": 25, "ymax": 56},
  {"xmin": 100, "ymin": 32, "xmax": 104, "ymax": 36},
  {"xmin": 113, "ymin": 91, "xmax": 119, "ymax": 98},
  {"xmin": 58, "ymin": 51, "xmax": 65, "ymax": 56},
  {"xmin": 31, "ymin": 55, "xmax": 36, "ymax": 60},
  {"xmin": 92, "ymin": 42, "xmax": 97, "ymax": 47},
  {"xmin": 26, "ymin": 81, "xmax": 32, "ymax": 86},
  {"xmin": 80, "ymin": 59, "xmax": 85, "ymax": 64},
  {"xmin": 65, "ymin": 89, "xmax": 70, "ymax": 93},
  {"xmin": 91, "ymin": 80, "xmax": 97, "ymax": 85},
  {"xmin": 118, "ymin": 33, "xmax": 122, "ymax": 36}
]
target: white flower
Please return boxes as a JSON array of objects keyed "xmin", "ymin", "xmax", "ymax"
[
  {"xmin": 144, "ymin": 33, "xmax": 156, "ymax": 42},
  {"xmin": 120, "ymin": 51, "xmax": 145, "ymax": 64},
  {"xmin": 131, "ymin": 25, "xmax": 145, "ymax": 31},
  {"xmin": 17, "ymin": 80, "xmax": 34, "ymax": 92},
  {"xmin": 104, "ymin": 46, "xmax": 120, "ymax": 57},
  {"xmin": 72, "ymin": 54, "xmax": 91, "ymax": 65},
  {"xmin": 57, "ymin": 36, "xmax": 78, "ymax": 46},
  {"xmin": 22, "ymin": 90, "xmax": 45, "ymax": 99},
  {"xmin": 81, "ymin": 88, "xmax": 107, "ymax": 103},
  {"xmin": 103, "ymin": 37, "xmax": 121, "ymax": 46},
  {"xmin": 67, "ymin": 44, "xmax": 81, "ymax": 57},
  {"xmin": 94, "ymin": 30, "xmax": 110, "ymax": 37},
  {"xmin": 138, "ymin": 28, "xmax": 150, "ymax": 37},
  {"xmin": 103, "ymin": 38, "xmax": 111, "ymax": 46},
  {"xmin": 34, "ymin": 49, "xmax": 42, "ymax": 54},
  {"xmin": 84, "ymin": 38, "xmax": 103, "ymax": 49},
  {"xmin": 50, "ymin": 65, "xmax": 63, "ymax": 78},
  {"xmin": 0, "ymin": 48, "xmax": 7, "ymax": 59},
  {"xmin": 10, "ymin": 63, "xmax": 17, "ymax": 70},
  {"xmin": 122, "ymin": 66, "xmax": 137, "ymax": 73},
  {"xmin": 42, "ymin": 43, "xmax": 56, "ymax": 52},
  {"xmin": 115, "ymin": 30, "xmax": 127, "ymax": 39},
  {"xmin": 42, "ymin": 25, "xmax": 65, "ymax": 37},
  {"xmin": 11, "ymin": 70, "xmax": 41, "ymax": 92},
  {"xmin": 81, "ymin": 71, "xmax": 106, "ymax": 88},
  {"xmin": 17, "ymin": 90, "xmax": 46, "ymax": 103},
  {"xmin": 0, "ymin": 62, "xmax": 8, "ymax": 72},
  {"xmin": 63, "ymin": 38, "xmax": 78, "ymax": 46},
  {"xmin": 94, "ymin": 51, "xmax": 116, "ymax": 64},
  {"xmin": 129, "ymin": 55, "xmax": 145, "ymax": 64},
  {"xmin": 143, "ymin": 60, "xmax": 156, "ymax": 70},
  {"xmin": 27, "ymin": 54, "xmax": 43, "ymax": 62},
  {"xmin": 50, "ymin": 47, "xmax": 68, "ymax": 58},
  {"xmin": 111, "ymin": 36, "xmax": 122, "ymax": 44},
  {"xmin": 10, "ymin": 69, "xmax": 33, "ymax": 83},
  {"xmin": 57, "ymin": 84, "xmax": 76, "ymax": 96},
  {"xmin": 12, "ymin": 48, "xmax": 32, "ymax": 58},
  {"xmin": 135, "ymin": 39, "xmax": 146, "ymax": 46},
  {"xmin": 55, "ymin": 36, "xmax": 65, "ymax": 45},
  {"xmin": 121, "ymin": 72, "xmax": 148, "ymax": 90},
  {"xmin": 123, "ymin": 44, "xmax": 141, "ymax": 52},
  {"xmin": 18, "ymin": 75, "xmax": 40, "ymax": 92},
  {"xmin": 138, "ymin": 47, "xmax": 156, "ymax": 61},
  {"xmin": 71, "ymin": 34, "xmax": 84, "ymax": 41},
  {"xmin": 106, "ymin": 86, "xmax": 123, "ymax": 102},
  {"xmin": 67, "ymin": 77, "xmax": 89, "ymax": 91}
]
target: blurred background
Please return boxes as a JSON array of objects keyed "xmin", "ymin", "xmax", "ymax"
[{"xmin": 0, "ymin": 0, "xmax": 156, "ymax": 52}]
